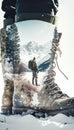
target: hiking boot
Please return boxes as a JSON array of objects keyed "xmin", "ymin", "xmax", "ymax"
[
  {"xmin": 37, "ymin": 28, "xmax": 74, "ymax": 117},
  {"xmin": 0, "ymin": 29, "xmax": 13, "ymax": 114}
]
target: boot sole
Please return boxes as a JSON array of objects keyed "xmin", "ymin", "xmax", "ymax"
[{"xmin": 11, "ymin": 106, "xmax": 74, "ymax": 118}]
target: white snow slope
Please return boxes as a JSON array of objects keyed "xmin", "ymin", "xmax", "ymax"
[{"xmin": 0, "ymin": 113, "xmax": 74, "ymax": 130}]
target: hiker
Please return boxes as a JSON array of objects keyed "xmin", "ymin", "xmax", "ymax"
[
  {"xmin": 32, "ymin": 57, "xmax": 38, "ymax": 86},
  {"xmin": 28, "ymin": 57, "xmax": 38, "ymax": 85}
]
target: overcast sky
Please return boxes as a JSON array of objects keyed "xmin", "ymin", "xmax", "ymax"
[
  {"xmin": 0, "ymin": 0, "xmax": 74, "ymax": 97},
  {"xmin": 16, "ymin": 21, "xmax": 54, "ymax": 44}
]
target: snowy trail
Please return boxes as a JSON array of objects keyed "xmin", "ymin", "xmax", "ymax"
[
  {"xmin": 23, "ymin": 72, "xmax": 45, "ymax": 87},
  {"xmin": 0, "ymin": 114, "xmax": 74, "ymax": 130}
]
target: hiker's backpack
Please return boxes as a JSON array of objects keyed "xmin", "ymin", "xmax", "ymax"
[{"xmin": 28, "ymin": 60, "xmax": 33, "ymax": 70}]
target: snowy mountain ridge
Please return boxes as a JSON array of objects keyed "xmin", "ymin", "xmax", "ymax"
[
  {"xmin": 23, "ymin": 41, "xmax": 50, "ymax": 54},
  {"xmin": 20, "ymin": 41, "xmax": 51, "ymax": 70}
]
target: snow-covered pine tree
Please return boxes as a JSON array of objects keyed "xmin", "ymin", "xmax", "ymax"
[{"xmin": 6, "ymin": 24, "xmax": 20, "ymax": 73}]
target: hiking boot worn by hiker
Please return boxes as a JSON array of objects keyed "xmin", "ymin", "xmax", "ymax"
[
  {"xmin": 0, "ymin": 29, "xmax": 14, "ymax": 114},
  {"xmin": 37, "ymin": 28, "xmax": 74, "ymax": 117}
]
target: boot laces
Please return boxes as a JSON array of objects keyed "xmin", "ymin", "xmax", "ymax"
[{"xmin": 43, "ymin": 28, "xmax": 69, "ymax": 100}]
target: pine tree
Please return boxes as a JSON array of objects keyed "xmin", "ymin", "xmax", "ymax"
[{"xmin": 6, "ymin": 24, "xmax": 20, "ymax": 73}]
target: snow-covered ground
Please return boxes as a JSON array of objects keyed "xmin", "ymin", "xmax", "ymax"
[
  {"xmin": 22, "ymin": 71, "xmax": 46, "ymax": 87},
  {"xmin": 0, "ymin": 113, "xmax": 74, "ymax": 130}
]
